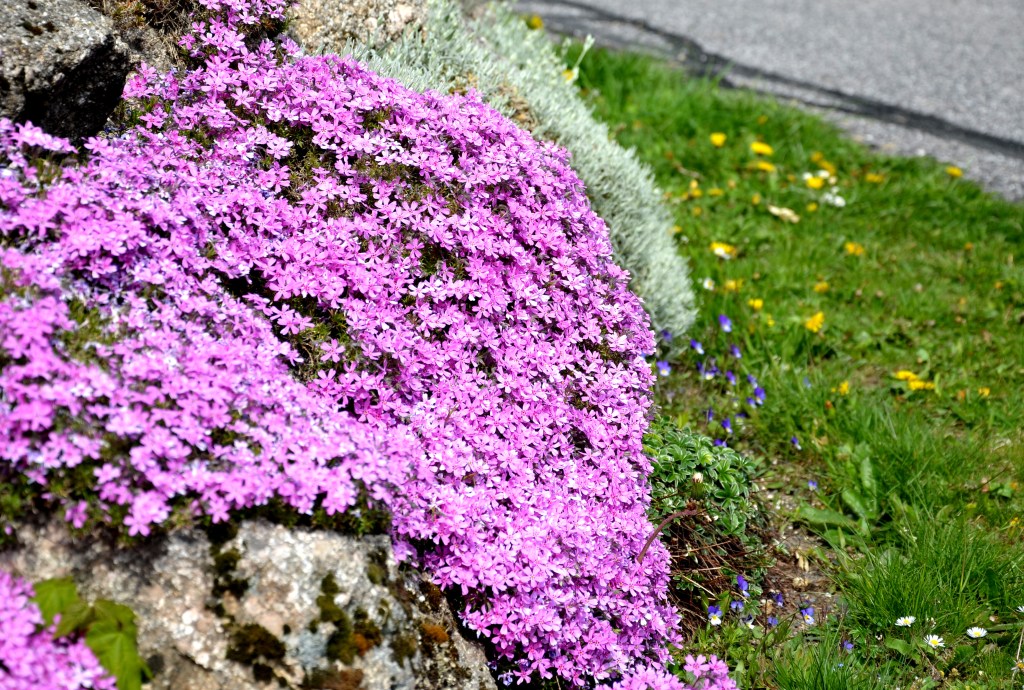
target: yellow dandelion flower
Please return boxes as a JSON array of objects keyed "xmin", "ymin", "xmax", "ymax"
[
  {"xmin": 751, "ymin": 193, "xmax": 761, "ymax": 205},
  {"xmin": 690, "ymin": 188, "xmax": 704, "ymax": 199},
  {"xmin": 750, "ymin": 141, "xmax": 774, "ymax": 156},
  {"xmin": 710, "ymin": 132, "xmax": 727, "ymax": 147},
  {"xmin": 946, "ymin": 165, "xmax": 964, "ymax": 178},
  {"xmin": 908, "ymin": 380, "xmax": 935, "ymax": 391},
  {"xmin": 691, "ymin": 207, "xmax": 703, "ymax": 217},
  {"xmin": 765, "ymin": 314, "xmax": 776, "ymax": 327},
  {"xmin": 806, "ymin": 202, "xmax": 819, "ymax": 213},
  {"xmin": 844, "ymin": 242, "xmax": 865, "ymax": 256},
  {"xmin": 978, "ymin": 387, "xmax": 991, "ymax": 398},
  {"xmin": 723, "ymin": 279, "xmax": 744, "ymax": 292},
  {"xmin": 804, "ymin": 311, "xmax": 825, "ymax": 333},
  {"xmin": 836, "ymin": 380, "xmax": 850, "ymax": 395},
  {"xmin": 894, "ymin": 370, "xmax": 919, "ymax": 381},
  {"xmin": 806, "ymin": 176, "xmax": 825, "ymax": 190},
  {"xmin": 865, "ymin": 172, "xmax": 886, "ymax": 184},
  {"xmin": 526, "ymin": 14, "xmax": 544, "ymax": 29},
  {"xmin": 813, "ymin": 281, "xmax": 829, "ymax": 293},
  {"xmin": 748, "ymin": 298, "xmax": 764, "ymax": 311},
  {"xmin": 671, "ymin": 225, "xmax": 683, "ymax": 235},
  {"xmin": 818, "ymin": 159, "xmax": 837, "ymax": 176},
  {"xmin": 710, "ymin": 241, "xmax": 737, "ymax": 260},
  {"xmin": 753, "ymin": 160, "xmax": 777, "ymax": 173},
  {"xmin": 708, "ymin": 187, "xmax": 724, "ymax": 197}
]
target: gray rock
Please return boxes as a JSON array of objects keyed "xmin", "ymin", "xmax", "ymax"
[
  {"xmin": 289, "ymin": 0, "xmax": 426, "ymax": 53},
  {"xmin": 0, "ymin": 0, "xmax": 131, "ymax": 139},
  {"xmin": 1, "ymin": 519, "xmax": 496, "ymax": 690}
]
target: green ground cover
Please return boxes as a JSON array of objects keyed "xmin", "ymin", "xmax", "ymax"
[{"xmin": 564, "ymin": 42, "xmax": 1024, "ymax": 689}]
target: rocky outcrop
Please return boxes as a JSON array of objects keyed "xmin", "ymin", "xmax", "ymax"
[
  {"xmin": 0, "ymin": 520, "xmax": 496, "ymax": 690},
  {"xmin": 0, "ymin": 0, "xmax": 131, "ymax": 139},
  {"xmin": 288, "ymin": 0, "xmax": 426, "ymax": 53}
]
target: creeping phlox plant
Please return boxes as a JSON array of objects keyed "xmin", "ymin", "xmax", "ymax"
[
  {"xmin": 0, "ymin": 0, "xmax": 737, "ymax": 687},
  {"xmin": 0, "ymin": 571, "xmax": 115, "ymax": 690}
]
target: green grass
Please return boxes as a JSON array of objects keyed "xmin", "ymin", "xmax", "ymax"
[{"xmin": 564, "ymin": 44, "xmax": 1024, "ymax": 688}]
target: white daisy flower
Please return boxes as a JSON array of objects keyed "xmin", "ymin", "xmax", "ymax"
[
  {"xmin": 895, "ymin": 616, "xmax": 916, "ymax": 627},
  {"xmin": 966, "ymin": 627, "xmax": 987, "ymax": 638},
  {"xmin": 702, "ymin": 277, "xmax": 715, "ymax": 290},
  {"xmin": 925, "ymin": 634, "xmax": 944, "ymax": 649}
]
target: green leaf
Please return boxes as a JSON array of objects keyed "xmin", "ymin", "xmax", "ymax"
[
  {"xmin": 86, "ymin": 601, "xmax": 149, "ymax": 690},
  {"xmin": 798, "ymin": 505, "xmax": 857, "ymax": 530},
  {"xmin": 55, "ymin": 600, "xmax": 96, "ymax": 637},
  {"xmin": 841, "ymin": 488, "xmax": 876, "ymax": 523},
  {"xmin": 31, "ymin": 577, "xmax": 81, "ymax": 627},
  {"xmin": 859, "ymin": 453, "xmax": 876, "ymax": 497},
  {"xmin": 884, "ymin": 637, "xmax": 917, "ymax": 658}
]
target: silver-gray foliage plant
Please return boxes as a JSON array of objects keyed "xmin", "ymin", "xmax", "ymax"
[{"xmin": 308, "ymin": 0, "xmax": 697, "ymax": 341}]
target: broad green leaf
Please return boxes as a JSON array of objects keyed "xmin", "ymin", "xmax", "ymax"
[
  {"xmin": 841, "ymin": 488, "xmax": 876, "ymax": 523},
  {"xmin": 55, "ymin": 600, "xmax": 96, "ymax": 637},
  {"xmin": 31, "ymin": 577, "xmax": 81, "ymax": 627},
  {"xmin": 859, "ymin": 453, "xmax": 876, "ymax": 497},
  {"xmin": 884, "ymin": 637, "xmax": 917, "ymax": 658},
  {"xmin": 86, "ymin": 605, "xmax": 149, "ymax": 690},
  {"xmin": 797, "ymin": 505, "xmax": 857, "ymax": 530}
]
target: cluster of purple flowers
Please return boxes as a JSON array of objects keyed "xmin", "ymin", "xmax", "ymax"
[
  {"xmin": 0, "ymin": 571, "xmax": 115, "ymax": 690},
  {"xmin": 609, "ymin": 655, "xmax": 736, "ymax": 690},
  {"xmin": 0, "ymin": 0, "xmax": 738, "ymax": 686}
]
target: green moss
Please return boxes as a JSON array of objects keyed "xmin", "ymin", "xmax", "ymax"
[
  {"xmin": 390, "ymin": 633, "xmax": 418, "ymax": 666},
  {"xmin": 366, "ymin": 549, "xmax": 389, "ymax": 586},
  {"xmin": 316, "ymin": 574, "xmax": 345, "ymax": 624},
  {"xmin": 302, "ymin": 668, "xmax": 365, "ymax": 690},
  {"xmin": 226, "ymin": 623, "xmax": 286, "ymax": 680}
]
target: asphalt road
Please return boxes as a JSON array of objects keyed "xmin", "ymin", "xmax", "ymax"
[{"xmin": 514, "ymin": 0, "xmax": 1024, "ymax": 200}]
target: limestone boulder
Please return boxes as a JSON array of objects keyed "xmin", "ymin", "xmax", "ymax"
[{"xmin": 0, "ymin": 519, "xmax": 496, "ymax": 690}]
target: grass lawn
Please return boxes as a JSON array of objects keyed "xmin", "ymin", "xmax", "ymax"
[{"xmin": 565, "ymin": 44, "xmax": 1024, "ymax": 689}]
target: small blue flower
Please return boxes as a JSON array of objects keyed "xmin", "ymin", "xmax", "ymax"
[
  {"xmin": 721, "ymin": 417, "xmax": 732, "ymax": 435},
  {"xmin": 745, "ymin": 396, "xmax": 756, "ymax": 407},
  {"xmin": 842, "ymin": 640, "xmax": 854, "ymax": 652},
  {"xmin": 718, "ymin": 314, "xmax": 733, "ymax": 333},
  {"xmin": 713, "ymin": 439, "xmax": 727, "ymax": 447},
  {"xmin": 726, "ymin": 370, "xmax": 737, "ymax": 386},
  {"xmin": 690, "ymin": 339, "xmax": 705, "ymax": 355},
  {"xmin": 707, "ymin": 605, "xmax": 723, "ymax": 626},
  {"xmin": 747, "ymin": 374, "xmax": 759, "ymax": 386},
  {"xmin": 800, "ymin": 606, "xmax": 815, "ymax": 625},
  {"xmin": 768, "ymin": 615, "xmax": 779, "ymax": 627},
  {"xmin": 660, "ymin": 329, "xmax": 673, "ymax": 343},
  {"xmin": 754, "ymin": 386, "xmax": 766, "ymax": 404},
  {"xmin": 729, "ymin": 344, "xmax": 742, "ymax": 359},
  {"xmin": 740, "ymin": 615, "xmax": 755, "ymax": 629},
  {"xmin": 705, "ymin": 408, "xmax": 714, "ymax": 423},
  {"xmin": 730, "ymin": 600, "xmax": 744, "ymax": 612},
  {"xmin": 771, "ymin": 592, "xmax": 784, "ymax": 607},
  {"xmin": 808, "ymin": 479, "xmax": 818, "ymax": 491},
  {"xmin": 737, "ymin": 574, "xmax": 749, "ymax": 596},
  {"xmin": 656, "ymin": 360, "xmax": 671, "ymax": 377},
  {"xmin": 803, "ymin": 376, "xmax": 812, "ymax": 389},
  {"xmin": 791, "ymin": 436, "xmax": 802, "ymax": 450}
]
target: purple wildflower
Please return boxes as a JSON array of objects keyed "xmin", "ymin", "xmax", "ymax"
[{"xmin": 718, "ymin": 314, "xmax": 733, "ymax": 333}]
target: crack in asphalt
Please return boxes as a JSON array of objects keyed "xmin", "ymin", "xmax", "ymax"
[{"xmin": 530, "ymin": 0, "xmax": 1024, "ymax": 162}]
